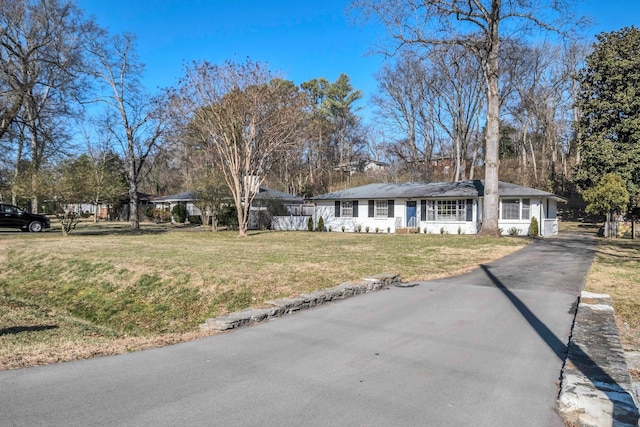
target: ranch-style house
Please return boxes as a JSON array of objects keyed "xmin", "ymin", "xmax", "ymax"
[{"xmin": 312, "ymin": 180, "xmax": 564, "ymax": 237}]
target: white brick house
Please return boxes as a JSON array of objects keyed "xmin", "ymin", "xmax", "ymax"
[{"xmin": 312, "ymin": 180, "xmax": 564, "ymax": 237}]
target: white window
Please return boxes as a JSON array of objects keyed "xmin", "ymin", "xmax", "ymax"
[
  {"xmin": 501, "ymin": 199, "xmax": 530, "ymax": 220},
  {"xmin": 341, "ymin": 201, "xmax": 353, "ymax": 217},
  {"xmin": 502, "ymin": 200, "xmax": 520, "ymax": 220},
  {"xmin": 521, "ymin": 199, "xmax": 530, "ymax": 220},
  {"xmin": 437, "ymin": 200, "xmax": 464, "ymax": 221},
  {"xmin": 425, "ymin": 200, "xmax": 467, "ymax": 221},
  {"xmin": 426, "ymin": 201, "xmax": 435, "ymax": 221},
  {"xmin": 375, "ymin": 200, "xmax": 388, "ymax": 218}
]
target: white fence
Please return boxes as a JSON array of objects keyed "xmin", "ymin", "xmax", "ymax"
[
  {"xmin": 543, "ymin": 219, "xmax": 558, "ymax": 237},
  {"xmin": 271, "ymin": 216, "xmax": 312, "ymax": 231}
]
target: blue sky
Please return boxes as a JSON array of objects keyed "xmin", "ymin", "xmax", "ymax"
[{"xmin": 78, "ymin": 0, "xmax": 639, "ymax": 122}]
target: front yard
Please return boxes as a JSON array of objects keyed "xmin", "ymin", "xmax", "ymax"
[
  {"xmin": 3, "ymin": 220, "xmax": 638, "ymax": 371},
  {"xmin": 0, "ymin": 224, "xmax": 525, "ymax": 369}
]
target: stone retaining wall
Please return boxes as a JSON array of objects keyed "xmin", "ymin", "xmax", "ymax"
[
  {"xmin": 200, "ymin": 273, "xmax": 400, "ymax": 332},
  {"xmin": 558, "ymin": 291, "xmax": 640, "ymax": 427}
]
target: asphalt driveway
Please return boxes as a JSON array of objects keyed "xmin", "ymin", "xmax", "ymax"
[{"xmin": 0, "ymin": 233, "xmax": 596, "ymax": 426}]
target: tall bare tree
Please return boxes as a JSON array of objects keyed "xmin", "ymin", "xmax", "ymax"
[
  {"xmin": 81, "ymin": 127, "xmax": 127, "ymax": 222},
  {"xmin": 1, "ymin": 0, "xmax": 91, "ymax": 211},
  {"xmin": 501, "ymin": 41, "xmax": 584, "ymax": 189},
  {"xmin": 86, "ymin": 32, "xmax": 168, "ymax": 230},
  {"xmin": 428, "ymin": 45, "xmax": 485, "ymax": 181},
  {"xmin": 174, "ymin": 60, "xmax": 307, "ymax": 237},
  {"xmin": 372, "ymin": 51, "xmax": 436, "ymax": 180},
  {"xmin": 353, "ymin": 0, "xmax": 583, "ymax": 235}
]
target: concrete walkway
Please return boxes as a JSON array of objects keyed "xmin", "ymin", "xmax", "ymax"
[{"xmin": 1, "ymin": 232, "xmax": 637, "ymax": 426}]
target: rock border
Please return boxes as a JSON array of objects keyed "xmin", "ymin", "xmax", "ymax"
[
  {"xmin": 201, "ymin": 280, "xmax": 640, "ymax": 426},
  {"xmin": 200, "ymin": 273, "xmax": 400, "ymax": 332},
  {"xmin": 558, "ymin": 291, "xmax": 640, "ymax": 427}
]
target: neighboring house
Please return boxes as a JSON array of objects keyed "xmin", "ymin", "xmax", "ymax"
[
  {"xmin": 152, "ymin": 191, "xmax": 201, "ymax": 217},
  {"xmin": 118, "ymin": 192, "xmax": 155, "ymax": 222},
  {"xmin": 249, "ymin": 187, "xmax": 308, "ymax": 230},
  {"xmin": 312, "ymin": 180, "xmax": 565, "ymax": 237},
  {"xmin": 363, "ymin": 160, "xmax": 390, "ymax": 173},
  {"xmin": 152, "ymin": 187, "xmax": 310, "ymax": 229},
  {"xmin": 334, "ymin": 159, "xmax": 390, "ymax": 175},
  {"xmin": 65, "ymin": 192, "xmax": 150, "ymax": 221}
]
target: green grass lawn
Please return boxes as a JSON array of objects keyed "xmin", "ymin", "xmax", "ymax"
[
  {"xmin": 0, "ymin": 223, "xmax": 525, "ymax": 369},
  {"xmin": 3, "ymin": 219, "xmax": 638, "ymax": 371},
  {"xmin": 584, "ymin": 238, "xmax": 640, "ymax": 347},
  {"xmin": 559, "ymin": 220, "xmax": 640, "ymax": 349}
]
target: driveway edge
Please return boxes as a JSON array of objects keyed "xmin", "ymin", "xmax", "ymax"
[
  {"xmin": 200, "ymin": 273, "xmax": 400, "ymax": 331},
  {"xmin": 558, "ymin": 291, "xmax": 640, "ymax": 426}
]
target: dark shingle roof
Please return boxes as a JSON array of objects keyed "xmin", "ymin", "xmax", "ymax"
[
  {"xmin": 152, "ymin": 188, "xmax": 303, "ymax": 204},
  {"xmin": 253, "ymin": 187, "xmax": 303, "ymax": 203},
  {"xmin": 311, "ymin": 180, "xmax": 563, "ymax": 201},
  {"xmin": 151, "ymin": 191, "xmax": 197, "ymax": 203}
]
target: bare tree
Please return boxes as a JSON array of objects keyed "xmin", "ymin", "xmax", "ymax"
[
  {"xmin": 501, "ymin": 41, "xmax": 584, "ymax": 189},
  {"xmin": 174, "ymin": 60, "xmax": 307, "ymax": 237},
  {"xmin": 1, "ymin": 0, "xmax": 91, "ymax": 211},
  {"xmin": 86, "ymin": 32, "xmax": 168, "ymax": 230},
  {"xmin": 353, "ymin": 0, "xmax": 583, "ymax": 235},
  {"xmin": 372, "ymin": 51, "xmax": 436, "ymax": 180},
  {"xmin": 428, "ymin": 45, "xmax": 485, "ymax": 181},
  {"xmin": 80, "ymin": 126, "xmax": 127, "ymax": 222}
]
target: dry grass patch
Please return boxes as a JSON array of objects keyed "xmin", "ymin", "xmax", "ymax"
[
  {"xmin": 0, "ymin": 226, "xmax": 526, "ymax": 369},
  {"xmin": 584, "ymin": 237, "xmax": 640, "ymax": 349}
]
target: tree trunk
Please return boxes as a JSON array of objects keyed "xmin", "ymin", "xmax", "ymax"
[
  {"xmin": 454, "ymin": 136, "xmax": 462, "ymax": 182},
  {"xmin": 479, "ymin": 9, "xmax": 501, "ymax": 237},
  {"xmin": 128, "ymin": 143, "xmax": 139, "ymax": 230},
  {"xmin": 129, "ymin": 182, "xmax": 139, "ymax": 230}
]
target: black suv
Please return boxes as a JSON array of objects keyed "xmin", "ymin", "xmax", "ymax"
[{"xmin": 0, "ymin": 203, "xmax": 50, "ymax": 232}]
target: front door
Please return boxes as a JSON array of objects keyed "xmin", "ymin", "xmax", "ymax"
[{"xmin": 406, "ymin": 201, "xmax": 417, "ymax": 227}]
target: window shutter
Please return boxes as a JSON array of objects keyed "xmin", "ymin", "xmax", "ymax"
[
  {"xmin": 335, "ymin": 201, "xmax": 340, "ymax": 218},
  {"xmin": 421, "ymin": 200, "xmax": 427, "ymax": 221},
  {"xmin": 353, "ymin": 201, "xmax": 358, "ymax": 217},
  {"xmin": 388, "ymin": 200, "xmax": 394, "ymax": 218},
  {"xmin": 368, "ymin": 200, "xmax": 374, "ymax": 217},
  {"xmin": 466, "ymin": 199, "xmax": 473, "ymax": 221}
]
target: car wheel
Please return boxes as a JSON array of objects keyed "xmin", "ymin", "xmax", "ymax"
[{"xmin": 28, "ymin": 221, "xmax": 43, "ymax": 232}]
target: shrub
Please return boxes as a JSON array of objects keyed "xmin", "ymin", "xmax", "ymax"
[
  {"xmin": 151, "ymin": 208, "xmax": 171, "ymax": 222},
  {"xmin": 145, "ymin": 206, "xmax": 154, "ymax": 219},
  {"xmin": 365, "ymin": 226, "xmax": 370, "ymax": 233},
  {"xmin": 316, "ymin": 216, "xmax": 324, "ymax": 232},
  {"xmin": 375, "ymin": 227, "xmax": 379, "ymax": 233},
  {"xmin": 341, "ymin": 225, "xmax": 345, "ymax": 232},
  {"xmin": 387, "ymin": 227, "xmax": 390, "ymax": 233},
  {"xmin": 218, "ymin": 205, "xmax": 238, "ymax": 230},
  {"xmin": 357, "ymin": 224, "xmax": 362, "ymax": 233},
  {"xmin": 457, "ymin": 226, "xmax": 462, "ymax": 235},
  {"xmin": 440, "ymin": 227, "xmax": 446, "ymax": 234},
  {"xmin": 307, "ymin": 216, "xmax": 314, "ymax": 232},
  {"xmin": 188, "ymin": 215, "xmax": 202, "ymax": 225},
  {"xmin": 171, "ymin": 204, "xmax": 187, "ymax": 223},
  {"xmin": 529, "ymin": 216, "xmax": 539, "ymax": 237},
  {"xmin": 507, "ymin": 227, "xmax": 519, "ymax": 236},
  {"xmin": 255, "ymin": 210, "xmax": 272, "ymax": 230}
]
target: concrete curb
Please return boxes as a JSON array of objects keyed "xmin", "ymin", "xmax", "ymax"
[
  {"xmin": 200, "ymin": 273, "xmax": 400, "ymax": 331},
  {"xmin": 558, "ymin": 291, "xmax": 640, "ymax": 426}
]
